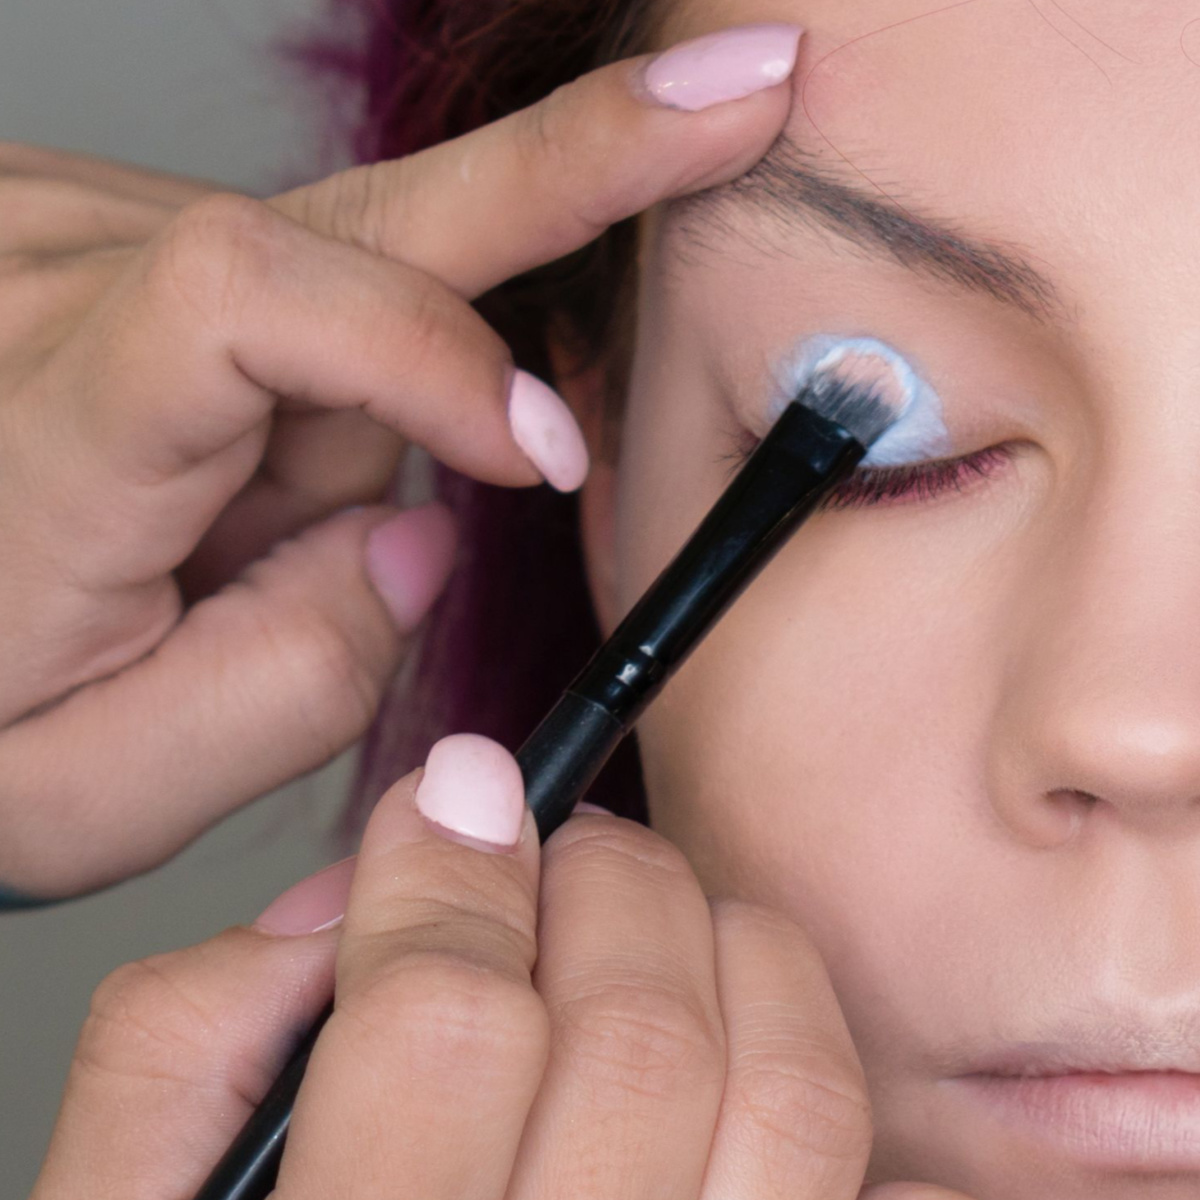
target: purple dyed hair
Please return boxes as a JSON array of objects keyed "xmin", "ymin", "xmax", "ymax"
[{"xmin": 293, "ymin": 0, "xmax": 664, "ymax": 837}]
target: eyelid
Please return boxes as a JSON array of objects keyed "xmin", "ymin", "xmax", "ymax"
[
  {"xmin": 821, "ymin": 443, "xmax": 1016, "ymax": 510},
  {"xmin": 717, "ymin": 431, "xmax": 1016, "ymax": 511},
  {"xmin": 767, "ymin": 334, "xmax": 951, "ymax": 468}
]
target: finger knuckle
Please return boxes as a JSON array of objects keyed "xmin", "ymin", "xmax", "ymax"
[
  {"xmin": 517, "ymin": 77, "xmax": 632, "ymax": 239},
  {"xmin": 547, "ymin": 817, "xmax": 698, "ymax": 895},
  {"xmin": 334, "ymin": 161, "xmax": 405, "ymax": 254},
  {"xmin": 236, "ymin": 577, "xmax": 385, "ymax": 753},
  {"xmin": 339, "ymin": 952, "xmax": 548, "ymax": 1077},
  {"xmin": 400, "ymin": 271, "xmax": 450, "ymax": 351},
  {"xmin": 77, "ymin": 956, "xmax": 211, "ymax": 1081},
  {"xmin": 390, "ymin": 267, "xmax": 511, "ymax": 408},
  {"xmin": 397, "ymin": 269, "xmax": 482, "ymax": 376},
  {"xmin": 711, "ymin": 896, "xmax": 827, "ymax": 970},
  {"xmin": 727, "ymin": 1046, "xmax": 874, "ymax": 1167},
  {"xmin": 709, "ymin": 900, "xmax": 873, "ymax": 1165},
  {"xmin": 557, "ymin": 979, "xmax": 724, "ymax": 1104},
  {"xmin": 521, "ymin": 81, "xmax": 577, "ymax": 179},
  {"xmin": 148, "ymin": 192, "xmax": 276, "ymax": 326},
  {"xmin": 289, "ymin": 160, "xmax": 407, "ymax": 255},
  {"xmin": 344, "ymin": 883, "xmax": 539, "ymax": 988},
  {"xmin": 516, "ymin": 81, "xmax": 605, "ymax": 240},
  {"xmin": 279, "ymin": 617, "xmax": 383, "ymax": 749}
]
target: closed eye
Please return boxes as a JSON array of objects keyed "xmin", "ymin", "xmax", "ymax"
[
  {"xmin": 821, "ymin": 444, "xmax": 1017, "ymax": 510},
  {"xmin": 719, "ymin": 434, "xmax": 1017, "ymax": 510}
]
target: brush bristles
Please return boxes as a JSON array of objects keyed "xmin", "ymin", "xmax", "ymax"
[{"xmin": 796, "ymin": 352, "xmax": 907, "ymax": 451}]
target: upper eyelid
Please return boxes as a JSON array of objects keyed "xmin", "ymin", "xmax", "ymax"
[
  {"xmin": 820, "ymin": 444, "xmax": 1017, "ymax": 511},
  {"xmin": 715, "ymin": 419, "xmax": 1016, "ymax": 510}
]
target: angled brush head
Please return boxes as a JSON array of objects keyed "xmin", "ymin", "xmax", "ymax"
[{"xmin": 795, "ymin": 346, "xmax": 915, "ymax": 449}]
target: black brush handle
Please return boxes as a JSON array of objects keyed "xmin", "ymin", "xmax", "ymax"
[{"xmin": 519, "ymin": 692, "xmax": 625, "ymax": 840}]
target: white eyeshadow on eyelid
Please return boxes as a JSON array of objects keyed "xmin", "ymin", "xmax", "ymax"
[{"xmin": 769, "ymin": 334, "xmax": 951, "ymax": 466}]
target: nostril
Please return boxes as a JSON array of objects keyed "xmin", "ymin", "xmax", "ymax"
[
  {"xmin": 1047, "ymin": 787, "xmax": 1101, "ymax": 807},
  {"xmin": 1043, "ymin": 787, "xmax": 1098, "ymax": 838}
]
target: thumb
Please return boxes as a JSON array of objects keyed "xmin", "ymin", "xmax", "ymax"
[
  {"xmin": 0, "ymin": 503, "xmax": 456, "ymax": 899},
  {"xmin": 30, "ymin": 858, "xmax": 354, "ymax": 1200}
]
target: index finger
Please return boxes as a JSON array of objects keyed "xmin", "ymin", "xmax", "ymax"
[
  {"xmin": 278, "ymin": 734, "xmax": 549, "ymax": 1200},
  {"xmin": 270, "ymin": 23, "xmax": 803, "ymax": 297}
]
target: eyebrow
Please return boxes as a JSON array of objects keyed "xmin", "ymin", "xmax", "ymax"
[{"xmin": 670, "ymin": 137, "xmax": 1065, "ymax": 324}]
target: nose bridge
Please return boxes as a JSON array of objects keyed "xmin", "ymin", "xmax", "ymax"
[{"xmin": 991, "ymin": 448, "xmax": 1200, "ymax": 839}]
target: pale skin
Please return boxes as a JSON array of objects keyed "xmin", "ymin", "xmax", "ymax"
[{"xmin": 17, "ymin": 0, "xmax": 1193, "ymax": 1196}]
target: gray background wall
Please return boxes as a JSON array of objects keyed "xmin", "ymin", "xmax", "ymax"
[{"xmin": 0, "ymin": 0, "xmax": 362, "ymax": 1193}]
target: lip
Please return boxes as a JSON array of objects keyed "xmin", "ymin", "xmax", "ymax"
[
  {"xmin": 952, "ymin": 1070, "xmax": 1200, "ymax": 1170},
  {"xmin": 940, "ymin": 1017, "xmax": 1200, "ymax": 1171},
  {"xmin": 961, "ymin": 1040, "xmax": 1200, "ymax": 1079}
]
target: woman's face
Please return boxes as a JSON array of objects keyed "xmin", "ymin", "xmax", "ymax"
[{"xmin": 582, "ymin": 0, "xmax": 1200, "ymax": 1194}]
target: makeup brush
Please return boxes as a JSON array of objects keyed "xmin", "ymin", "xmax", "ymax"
[
  {"xmin": 518, "ymin": 349, "xmax": 907, "ymax": 835},
  {"xmin": 192, "ymin": 345, "xmax": 914, "ymax": 1200}
]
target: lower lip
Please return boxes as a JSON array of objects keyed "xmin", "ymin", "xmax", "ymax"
[{"xmin": 954, "ymin": 1071, "xmax": 1200, "ymax": 1170}]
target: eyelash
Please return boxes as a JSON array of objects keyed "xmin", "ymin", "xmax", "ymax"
[
  {"xmin": 823, "ymin": 444, "xmax": 1015, "ymax": 510},
  {"xmin": 723, "ymin": 436, "xmax": 1015, "ymax": 511}
]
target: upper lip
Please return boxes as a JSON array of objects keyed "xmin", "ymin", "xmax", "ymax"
[{"xmin": 952, "ymin": 1009, "xmax": 1200, "ymax": 1077}]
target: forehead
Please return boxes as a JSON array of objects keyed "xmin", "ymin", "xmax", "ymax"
[{"xmin": 659, "ymin": 0, "xmax": 1200, "ymax": 314}]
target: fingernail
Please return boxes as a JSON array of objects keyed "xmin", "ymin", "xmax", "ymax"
[
  {"xmin": 507, "ymin": 369, "xmax": 590, "ymax": 493},
  {"xmin": 642, "ymin": 23, "xmax": 803, "ymax": 112},
  {"xmin": 365, "ymin": 502, "xmax": 458, "ymax": 631},
  {"xmin": 572, "ymin": 801, "xmax": 611, "ymax": 816},
  {"xmin": 253, "ymin": 856, "xmax": 357, "ymax": 936},
  {"xmin": 415, "ymin": 733, "xmax": 527, "ymax": 851}
]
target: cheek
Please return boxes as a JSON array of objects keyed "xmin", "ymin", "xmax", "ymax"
[
  {"xmin": 640, "ymin": 526, "xmax": 979, "ymax": 895},
  {"xmin": 623, "ymin": 500, "xmax": 1013, "ymax": 1035}
]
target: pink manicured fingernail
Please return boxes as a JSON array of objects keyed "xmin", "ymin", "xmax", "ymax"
[
  {"xmin": 253, "ymin": 856, "xmax": 357, "ymax": 936},
  {"xmin": 642, "ymin": 24, "xmax": 803, "ymax": 112},
  {"xmin": 415, "ymin": 733, "xmax": 527, "ymax": 851},
  {"xmin": 365, "ymin": 502, "xmax": 458, "ymax": 631},
  {"xmin": 507, "ymin": 369, "xmax": 590, "ymax": 493},
  {"xmin": 572, "ymin": 801, "xmax": 611, "ymax": 816}
]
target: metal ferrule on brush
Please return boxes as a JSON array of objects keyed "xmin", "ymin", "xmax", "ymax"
[{"xmin": 518, "ymin": 403, "xmax": 867, "ymax": 837}]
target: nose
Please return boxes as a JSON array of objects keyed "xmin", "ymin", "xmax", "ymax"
[{"xmin": 988, "ymin": 461, "xmax": 1200, "ymax": 844}]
